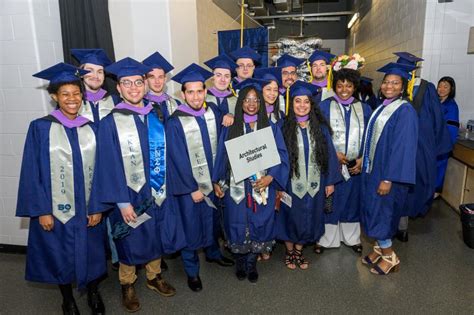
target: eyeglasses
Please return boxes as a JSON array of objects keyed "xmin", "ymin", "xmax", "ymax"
[
  {"xmin": 243, "ymin": 97, "xmax": 260, "ymax": 104},
  {"xmin": 237, "ymin": 64, "xmax": 255, "ymax": 70},
  {"xmin": 381, "ymin": 80, "xmax": 402, "ymax": 86},
  {"xmin": 282, "ymin": 71, "xmax": 297, "ymax": 76},
  {"xmin": 120, "ymin": 79, "xmax": 145, "ymax": 88}
]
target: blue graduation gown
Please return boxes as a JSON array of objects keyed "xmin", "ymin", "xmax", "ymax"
[
  {"xmin": 319, "ymin": 98, "xmax": 372, "ymax": 224},
  {"xmin": 90, "ymin": 109, "xmax": 183, "ymax": 265},
  {"xmin": 361, "ymin": 103, "xmax": 418, "ymax": 240},
  {"xmin": 16, "ymin": 117, "xmax": 107, "ymax": 287},
  {"xmin": 166, "ymin": 105, "xmax": 222, "ymax": 251},
  {"xmin": 436, "ymin": 98, "xmax": 459, "ymax": 189},
  {"xmin": 403, "ymin": 82, "xmax": 452, "ymax": 217},
  {"xmin": 212, "ymin": 123, "xmax": 289, "ymax": 250},
  {"xmin": 143, "ymin": 95, "xmax": 181, "ymax": 123},
  {"xmin": 276, "ymin": 125, "xmax": 341, "ymax": 244},
  {"xmin": 207, "ymin": 91, "xmax": 236, "ymax": 116}
]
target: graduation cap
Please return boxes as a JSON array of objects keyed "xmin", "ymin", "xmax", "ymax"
[
  {"xmin": 70, "ymin": 48, "xmax": 112, "ymax": 67},
  {"xmin": 377, "ymin": 62, "xmax": 416, "ymax": 79},
  {"xmin": 233, "ymin": 78, "xmax": 269, "ymax": 91},
  {"xmin": 33, "ymin": 62, "xmax": 89, "ymax": 84},
  {"xmin": 142, "ymin": 51, "xmax": 174, "ymax": 73},
  {"xmin": 360, "ymin": 76, "xmax": 373, "ymax": 83},
  {"xmin": 289, "ymin": 80, "xmax": 319, "ymax": 98},
  {"xmin": 204, "ymin": 54, "xmax": 238, "ymax": 71},
  {"xmin": 229, "ymin": 45, "xmax": 261, "ymax": 63},
  {"xmin": 277, "ymin": 54, "xmax": 305, "ymax": 68},
  {"xmin": 254, "ymin": 67, "xmax": 283, "ymax": 87},
  {"xmin": 105, "ymin": 57, "xmax": 152, "ymax": 79},
  {"xmin": 171, "ymin": 63, "xmax": 213, "ymax": 84},
  {"xmin": 393, "ymin": 51, "xmax": 424, "ymax": 66},
  {"xmin": 308, "ymin": 50, "xmax": 336, "ymax": 64}
]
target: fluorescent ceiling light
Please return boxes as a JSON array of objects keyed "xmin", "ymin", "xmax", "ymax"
[{"xmin": 347, "ymin": 13, "xmax": 359, "ymax": 29}]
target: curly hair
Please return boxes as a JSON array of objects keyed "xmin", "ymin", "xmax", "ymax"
[
  {"xmin": 283, "ymin": 95, "xmax": 332, "ymax": 177},
  {"xmin": 227, "ymin": 86, "xmax": 269, "ymax": 141},
  {"xmin": 47, "ymin": 80, "xmax": 84, "ymax": 95},
  {"xmin": 332, "ymin": 68, "xmax": 361, "ymax": 92}
]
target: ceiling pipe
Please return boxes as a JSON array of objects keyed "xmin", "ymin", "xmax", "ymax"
[{"xmin": 253, "ymin": 11, "xmax": 354, "ymax": 20}]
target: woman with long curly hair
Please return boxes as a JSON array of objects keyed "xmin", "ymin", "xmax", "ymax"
[
  {"xmin": 212, "ymin": 79, "xmax": 289, "ymax": 283},
  {"xmin": 276, "ymin": 81, "xmax": 341, "ymax": 270},
  {"xmin": 317, "ymin": 68, "xmax": 372, "ymax": 255}
]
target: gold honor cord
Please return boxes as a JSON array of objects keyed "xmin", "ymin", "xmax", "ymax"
[
  {"xmin": 285, "ymin": 87, "xmax": 290, "ymax": 116},
  {"xmin": 307, "ymin": 60, "xmax": 314, "ymax": 83},
  {"xmin": 326, "ymin": 66, "xmax": 333, "ymax": 91},
  {"xmin": 407, "ymin": 70, "xmax": 416, "ymax": 101},
  {"xmin": 229, "ymin": 82, "xmax": 238, "ymax": 97}
]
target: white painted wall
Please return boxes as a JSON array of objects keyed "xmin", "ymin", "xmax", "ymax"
[
  {"xmin": 421, "ymin": 0, "xmax": 474, "ymax": 125},
  {"xmin": 0, "ymin": 0, "xmax": 64, "ymax": 246},
  {"xmin": 321, "ymin": 39, "xmax": 346, "ymax": 56}
]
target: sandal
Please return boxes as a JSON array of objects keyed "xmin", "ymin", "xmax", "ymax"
[
  {"xmin": 361, "ymin": 245, "xmax": 382, "ymax": 265},
  {"xmin": 370, "ymin": 252, "xmax": 400, "ymax": 275},
  {"xmin": 293, "ymin": 249, "xmax": 309, "ymax": 270},
  {"xmin": 314, "ymin": 244, "xmax": 325, "ymax": 254},
  {"xmin": 285, "ymin": 250, "xmax": 296, "ymax": 270}
]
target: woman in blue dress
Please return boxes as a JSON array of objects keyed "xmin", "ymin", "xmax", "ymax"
[
  {"xmin": 16, "ymin": 63, "xmax": 107, "ymax": 314},
  {"xmin": 276, "ymin": 81, "xmax": 340, "ymax": 270},
  {"xmin": 360, "ymin": 63, "xmax": 418, "ymax": 275},
  {"xmin": 435, "ymin": 76, "xmax": 459, "ymax": 193},
  {"xmin": 213, "ymin": 79, "xmax": 289, "ymax": 283}
]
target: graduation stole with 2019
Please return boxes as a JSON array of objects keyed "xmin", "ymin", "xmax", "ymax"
[
  {"xmin": 79, "ymin": 95, "xmax": 116, "ymax": 122},
  {"xmin": 113, "ymin": 112, "xmax": 167, "ymax": 205},
  {"xmin": 291, "ymin": 125, "xmax": 321, "ymax": 199},
  {"xmin": 362, "ymin": 98, "xmax": 404, "ymax": 173},
  {"xmin": 330, "ymin": 100, "xmax": 365, "ymax": 161},
  {"xmin": 178, "ymin": 108, "xmax": 217, "ymax": 196},
  {"xmin": 49, "ymin": 122, "xmax": 96, "ymax": 224}
]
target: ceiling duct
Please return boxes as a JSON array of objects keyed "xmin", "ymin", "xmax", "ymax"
[
  {"xmin": 273, "ymin": 0, "xmax": 290, "ymax": 13},
  {"xmin": 247, "ymin": 0, "xmax": 268, "ymax": 17}
]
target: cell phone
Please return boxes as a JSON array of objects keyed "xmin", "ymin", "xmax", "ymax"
[{"xmin": 347, "ymin": 160, "xmax": 357, "ymax": 169}]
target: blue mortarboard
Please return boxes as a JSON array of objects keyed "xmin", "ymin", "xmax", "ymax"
[
  {"xmin": 71, "ymin": 49, "xmax": 112, "ymax": 67},
  {"xmin": 33, "ymin": 62, "xmax": 89, "ymax": 84},
  {"xmin": 393, "ymin": 51, "xmax": 424, "ymax": 66},
  {"xmin": 142, "ymin": 51, "xmax": 174, "ymax": 73},
  {"xmin": 360, "ymin": 76, "xmax": 373, "ymax": 84},
  {"xmin": 229, "ymin": 45, "xmax": 261, "ymax": 63},
  {"xmin": 233, "ymin": 78, "xmax": 269, "ymax": 92},
  {"xmin": 277, "ymin": 54, "xmax": 305, "ymax": 68},
  {"xmin": 253, "ymin": 67, "xmax": 282, "ymax": 87},
  {"xmin": 289, "ymin": 80, "xmax": 319, "ymax": 98},
  {"xmin": 377, "ymin": 62, "xmax": 416, "ymax": 79},
  {"xmin": 204, "ymin": 54, "xmax": 238, "ymax": 71},
  {"xmin": 308, "ymin": 50, "xmax": 336, "ymax": 64},
  {"xmin": 171, "ymin": 63, "xmax": 213, "ymax": 84},
  {"xmin": 105, "ymin": 57, "xmax": 152, "ymax": 79}
]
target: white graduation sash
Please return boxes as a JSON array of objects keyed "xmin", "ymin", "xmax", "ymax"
[
  {"xmin": 206, "ymin": 94, "xmax": 237, "ymax": 115},
  {"xmin": 79, "ymin": 95, "xmax": 115, "ymax": 122},
  {"xmin": 330, "ymin": 100, "xmax": 364, "ymax": 161},
  {"xmin": 166, "ymin": 97, "xmax": 179, "ymax": 116},
  {"xmin": 178, "ymin": 108, "xmax": 217, "ymax": 196},
  {"xmin": 113, "ymin": 113, "xmax": 146, "ymax": 193},
  {"xmin": 320, "ymin": 88, "xmax": 335, "ymax": 102},
  {"xmin": 363, "ymin": 99, "xmax": 404, "ymax": 173},
  {"xmin": 49, "ymin": 122, "xmax": 96, "ymax": 224},
  {"xmin": 291, "ymin": 125, "xmax": 321, "ymax": 199}
]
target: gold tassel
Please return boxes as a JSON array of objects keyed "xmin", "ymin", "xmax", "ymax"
[
  {"xmin": 307, "ymin": 60, "xmax": 314, "ymax": 83},
  {"xmin": 326, "ymin": 66, "xmax": 333, "ymax": 91},
  {"xmin": 285, "ymin": 86, "xmax": 290, "ymax": 116},
  {"xmin": 407, "ymin": 70, "xmax": 416, "ymax": 101},
  {"xmin": 229, "ymin": 82, "xmax": 237, "ymax": 97},
  {"xmin": 203, "ymin": 101, "xmax": 207, "ymax": 109}
]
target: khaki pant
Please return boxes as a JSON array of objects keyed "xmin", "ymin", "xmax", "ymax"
[{"xmin": 119, "ymin": 258, "xmax": 161, "ymax": 285}]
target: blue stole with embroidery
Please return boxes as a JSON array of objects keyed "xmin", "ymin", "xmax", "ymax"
[{"xmin": 148, "ymin": 112, "xmax": 166, "ymax": 192}]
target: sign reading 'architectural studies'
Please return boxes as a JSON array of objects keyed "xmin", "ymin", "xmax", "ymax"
[{"xmin": 225, "ymin": 127, "xmax": 281, "ymax": 183}]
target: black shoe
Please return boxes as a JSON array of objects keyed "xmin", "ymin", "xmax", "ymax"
[
  {"xmin": 160, "ymin": 259, "xmax": 168, "ymax": 272},
  {"xmin": 396, "ymin": 230, "xmax": 409, "ymax": 242},
  {"xmin": 205, "ymin": 256, "xmax": 235, "ymax": 267},
  {"xmin": 236, "ymin": 270, "xmax": 247, "ymax": 280},
  {"xmin": 187, "ymin": 276, "xmax": 203, "ymax": 292},
  {"xmin": 62, "ymin": 300, "xmax": 80, "ymax": 315},
  {"xmin": 351, "ymin": 244, "xmax": 363, "ymax": 255},
  {"xmin": 314, "ymin": 244, "xmax": 325, "ymax": 254},
  {"xmin": 87, "ymin": 290, "xmax": 105, "ymax": 315},
  {"xmin": 111, "ymin": 262, "xmax": 119, "ymax": 271},
  {"xmin": 248, "ymin": 270, "xmax": 259, "ymax": 283}
]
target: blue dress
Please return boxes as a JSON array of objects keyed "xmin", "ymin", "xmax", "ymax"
[
  {"xmin": 90, "ymin": 108, "xmax": 185, "ymax": 265},
  {"xmin": 361, "ymin": 102, "xmax": 418, "ymax": 240},
  {"xmin": 16, "ymin": 117, "xmax": 107, "ymax": 288},
  {"xmin": 212, "ymin": 123, "xmax": 289, "ymax": 253},
  {"xmin": 166, "ymin": 105, "xmax": 222, "ymax": 251},
  {"xmin": 436, "ymin": 98, "xmax": 459, "ymax": 190},
  {"xmin": 276, "ymin": 125, "xmax": 341, "ymax": 244},
  {"xmin": 402, "ymin": 81, "xmax": 452, "ymax": 217},
  {"xmin": 319, "ymin": 98, "xmax": 372, "ymax": 225}
]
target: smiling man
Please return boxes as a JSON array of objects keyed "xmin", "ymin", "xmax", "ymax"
[
  {"xmin": 276, "ymin": 53, "xmax": 305, "ymax": 114},
  {"xmin": 308, "ymin": 50, "xmax": 336, "ymax": 105}
]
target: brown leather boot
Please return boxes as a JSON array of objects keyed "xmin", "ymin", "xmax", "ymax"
[
  {"xmin": 146, "ymin": 274, "xmax": 176, "ymax": 297},
  {"xmin": 121, "ymin": 283, "xmax": 140, "ymax": 313}
]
